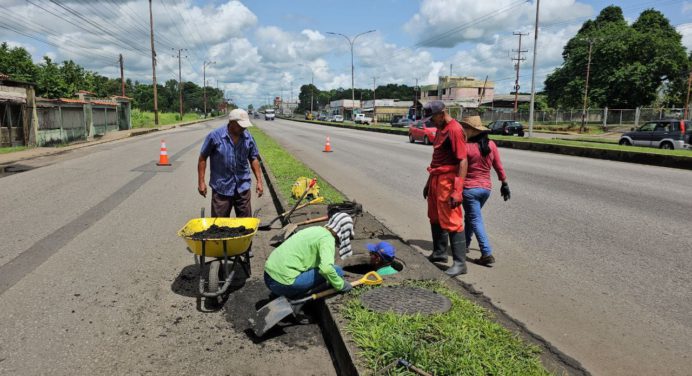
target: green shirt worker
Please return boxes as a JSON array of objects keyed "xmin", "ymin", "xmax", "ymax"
[
  {"xmin": 264, "ymin": 213, "xmax": 354, "ymax": 298},
  {"xmin": 367, "ymin": 241, "xmax": 399, "ymax": 276}
]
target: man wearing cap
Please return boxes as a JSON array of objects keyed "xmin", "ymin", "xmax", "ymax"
[
  {"xmin": 198, "ymin": 108, "xmax": 263, "ymax": 218},
  {"xmin": 366, "ymin": 241, "xmax": 401, "ymax": 276},
  {"xmin": 422, "ymin": 100, "xmax": 469, "ymax": 276}
]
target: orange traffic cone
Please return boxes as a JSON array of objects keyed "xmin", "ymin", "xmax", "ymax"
[
  {"xmin": 156, "ymin": 140, "xmax": 171, "ymax": 166},
  {"xmin": 323, "ymin": 136, "xmax": 333, "ymax": 153}
]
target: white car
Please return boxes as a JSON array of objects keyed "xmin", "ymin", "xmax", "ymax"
[
  {"xmin": 354, "ymin": 113, "xmax": 372, "ymax": 125},
  {"xmin": 333, "ymin": 115, "xmax": 344, "ymax": 123}
]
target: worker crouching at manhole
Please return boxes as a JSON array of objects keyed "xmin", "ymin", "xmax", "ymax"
[
  {"xmin": 422, "ymin": 100, "xmax": 469, "ymax": 277},
  {"xmin": 263, "ymin": 213, "xmax": 355, "ymax": 299}
]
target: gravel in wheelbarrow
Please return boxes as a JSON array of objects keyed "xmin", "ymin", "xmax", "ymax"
[{"xmin": 188, "ymin": 224, "xmax": 254, "ymax": 240}]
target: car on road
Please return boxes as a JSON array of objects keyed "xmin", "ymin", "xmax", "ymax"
[
  {"xmin": 264, "ymin": 109, "xmax": 275, "ymax": 121},
  {"xmin": 619, "ymin": 119, "xmax": 690, "ymax": 149},
  {"xmin": 389, "ymin": 115, "xmax": 403, "ymax": 126},
  {"xmin": 354, "ymin": 113, "xmax": 372, "ymax": 125},
  {"xmin": 487, "ymin": 120, "xmax": 525, "ymax": 136},
  {"xmin": 332, "ymin": 115, "xmax": 344, "ymax": 123},
  {"xmin": 317, "ymin": 113, "xmax": 328, "ymax": 121},
  {"xmin": 408, "ymin": 120, "xmax": 437, "ymax": 144},
  {"xmin": 392, "ymin": 117, "xmax": 415, "ymax": 128}
]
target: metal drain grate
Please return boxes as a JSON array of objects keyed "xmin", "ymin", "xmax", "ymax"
[{"xmin": 360, "ymin": 286, "xmax": 451, "ymax": 315}]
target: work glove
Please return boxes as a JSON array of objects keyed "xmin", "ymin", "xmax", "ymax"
[
  {"xmin": 340, "ymin": 280, "xmax": 353, "ymax": 293},
  {"xmin": 423, "ymin": 185, "xmax": 429, "ymax": 199},
  {"xmin": 500, "ymin": 182, "xmax": 511, "ymax": 201}
]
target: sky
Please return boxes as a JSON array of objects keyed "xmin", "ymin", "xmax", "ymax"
[{"xmin": 1, "ymin": 0, "xmax": 692, "ymax": 108}]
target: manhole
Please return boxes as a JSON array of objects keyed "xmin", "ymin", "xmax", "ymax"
[{"xmin": 360, "ymin": 286, "xmax": 451, "ymax": 315}]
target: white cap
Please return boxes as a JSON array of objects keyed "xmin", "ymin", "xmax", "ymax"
[{"xmin": 228, "ymin": 109, "xmax": 252, "ymax": 128}]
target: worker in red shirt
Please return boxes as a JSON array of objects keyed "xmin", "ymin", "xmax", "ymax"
[{"xmin": 422, "ymin": 101, "xmax": 468, "ymax": 276}]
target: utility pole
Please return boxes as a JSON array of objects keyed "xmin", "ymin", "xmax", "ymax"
[
  {"xmin": 450, "ymin": 64, "xmax": 453, "ymax": 77},
  {"xmin": 414, "ymin": 78, "xmax": 419, "ymax": 119},
  {"xmin": 173, "ymin": 48, "xmax": 187, "ymax": 120},
  {"xmin": 684, "ymin": 68, "xmax": 692, "ymax": 120},
  {"xmin": 512, "ymin": 32, "xmax": 528, "ymax": 119},
  {"xmin": 580, "ymin": 39, "xmax": 595, "ymax": 133},
  {"xmin": 148, "ymin": 0, "xmax": 159, "ymax": 125},
  {"xmin": 528, "ymin": 0, "xmax": 541, "ymax": 137},
  {"xmin": 373, "ymin": 76, "xmax": 377, "ymax": 123},
  {"xmin": 119, "ymin": 54, "xmax": 125, "ymax": 96},
  {"xmin": 203, "ymin": 60, "xmax": 215, "ymax": 118}
]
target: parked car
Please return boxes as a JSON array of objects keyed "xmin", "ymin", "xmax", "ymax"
[
  {"xmin": 389, "ymin": 115, "xmax": 403, "ymax": 126},
  {"xmin": 408, "ymin": 120, "xmax": 437, "ymax": 144},
  {"xmin": 264, "ymin": 109, "xmax": 275, "ymax": 121},
  {"xmin": 619, "ymin": 119, "xmax": 690, "ymax": 149},
  {"xmin": 332, "ymin": 115, "xmax": 344, "ymax": 123},
  {"xmin": 392, "ymin": 118, "xmax": 415, "ymax": 128},
  {"xmin": 487, "ymin": 120, "xmax": 525, "ymax": 136},
  {"xmin": 354, "ymin": 113, "xmax": 372, "ymax": 125},
  {"xmin": 317, "ymin": 113, "xmax": 328, "ymax": 121}
]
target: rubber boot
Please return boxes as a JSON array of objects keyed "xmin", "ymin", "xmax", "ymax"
[
  {"xmin": 427, "ymin": 223, "xmax": 449, "ymax": 263},
  {"xmin": 445, "ymin": 231, "xmax": 467, "ymax": 277}
]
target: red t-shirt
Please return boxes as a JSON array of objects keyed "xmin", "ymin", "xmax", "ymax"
[
  {"xmin": 430, "ymin": 119, "xmax": 467, "ymax": 168},
  {"xmin": 464, "ymin": 141, "xmax": 507, "ymax": 190}
]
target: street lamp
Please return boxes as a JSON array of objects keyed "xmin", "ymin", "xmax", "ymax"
[
  {"xmin": 326, "ymin": 29, "xmax": 376, "ymax": 118},
  {"xmin": 203, "ymin": 60, "xmax": 215, "ymax": 118}
]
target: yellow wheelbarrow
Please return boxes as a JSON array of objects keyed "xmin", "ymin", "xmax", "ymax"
[{"xmin": 177, "ymin": 208, "xmax": 260, "ymax": 298}]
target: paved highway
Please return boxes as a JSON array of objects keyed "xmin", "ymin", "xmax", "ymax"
[{"xmin": 257, "ymin": 117, "xmax": 692, "ymax": 376}]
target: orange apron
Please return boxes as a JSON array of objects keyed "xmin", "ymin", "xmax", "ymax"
[{"xmin": 427, "ymin": 165, "xmax": 463, "ymax": 232}]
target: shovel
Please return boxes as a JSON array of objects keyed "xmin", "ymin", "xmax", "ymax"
[
  {"xmin": 258, "ymin": 196, "xmax": 324, "ymax": 231},
  {"xmin": 250, "ymin": 271, "xmax": 383, "ymax": 337},
  {"xmin": 269, "ymin": 215, "xmax": 329, "ymax": 245},
  {"xmin": 258, "ymin": 178, "xmax": 317, "ymax": 231}
]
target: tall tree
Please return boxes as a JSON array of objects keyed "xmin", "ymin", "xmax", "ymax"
[{"xmin": 544, "ymin": 6, "xmax": 689, "ymax": 108}]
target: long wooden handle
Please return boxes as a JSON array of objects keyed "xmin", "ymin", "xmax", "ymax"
[
  {"xmin": 309, "ymin": 271, "xmax": 383, "ymax": 300},
  {"xmin": 295, "ymin": 215, "xmax": 329, "ymax": 226}
]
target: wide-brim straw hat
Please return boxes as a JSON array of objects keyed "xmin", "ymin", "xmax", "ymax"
[{"xmin": 460, "ymin": 115, "xmax": 488, "ymax": 138}]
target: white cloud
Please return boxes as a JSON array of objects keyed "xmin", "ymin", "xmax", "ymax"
[
  {"xmin": 683, "ymin": 2, "xmax": 692, "ymax": 13},
  {"xmin": 404, "ymin": 0, "xmax": 592, "ymax": 47},
  {"xmin": 678, "ymin": 24, "xmax": 692, "ymax": 52}
]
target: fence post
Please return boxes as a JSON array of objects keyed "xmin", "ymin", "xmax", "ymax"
[
  {"xmin": 635, "ymin": 107, "xmax": 640, "ymax": 127},
  {"xmin": 602, "ymin": 107, "xmax": 608, "ymax": 131}
]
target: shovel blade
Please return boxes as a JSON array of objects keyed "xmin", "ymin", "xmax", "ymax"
[{"xmin": 250, "ymin": 296, "xmax": 295, "ymax": 337}]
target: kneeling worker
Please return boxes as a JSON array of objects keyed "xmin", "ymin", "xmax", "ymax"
[{"xmin": 264, "ymin": 213, "xmax": 355, "ymax": 298}]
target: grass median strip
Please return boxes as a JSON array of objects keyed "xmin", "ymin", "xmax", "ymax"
[
  {"xmin": 490, "ymin": 135, "xmax": 692, "ymax": 157},
  {"xmin": 248, "ymin": 126, "xmax": 345, "ymax": 205},
  {"xmin": 344, "ymin": 280, "xmax": 550, "ymax": 375},
  {"xmin": 0, "ymin": 146, "xmax": 28, "ymax": 154}
]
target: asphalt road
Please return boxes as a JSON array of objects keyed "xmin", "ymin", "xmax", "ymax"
[
  {"xmin": 0, "ymin": 120, "xmax": 336, "ymax": 375},
  {"xmin": 257, "ymin": 117, "xmax": 692, "ymax": 376}
]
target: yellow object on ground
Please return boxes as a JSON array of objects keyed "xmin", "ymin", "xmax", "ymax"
[
  {"xmin": 291, "ymin": 176, "xmax": 320, "ymax": 200},
  {"xmin": 177, "ymin": 217, "xmax": 259, "ymax": 257}
]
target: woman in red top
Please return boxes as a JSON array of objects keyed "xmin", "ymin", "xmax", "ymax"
[{"xmin": 460, "ymin": 116, "xmax": 511, "ymax": 266}]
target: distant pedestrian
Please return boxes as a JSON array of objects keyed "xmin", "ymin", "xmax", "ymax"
[
  {"xmin": 459, "ymin": 116, "xmax": 510, "ymax": 266},
  {"xmin": 422, "ymin": 100, "xmax": 469, "ymax": 277},
  {"xmin": 197, "ymin": 109, "xmax": 264, "ymax": 218}
]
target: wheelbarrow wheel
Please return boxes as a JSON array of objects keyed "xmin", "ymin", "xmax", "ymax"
[{"xmin": 208, "ymin": 260, "xmax": 220, "ymax": 293}]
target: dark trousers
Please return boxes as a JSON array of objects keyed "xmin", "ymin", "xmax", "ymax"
[{"xmin": 211, "ymin": 189, "xmax": 252, "ymax": 217}]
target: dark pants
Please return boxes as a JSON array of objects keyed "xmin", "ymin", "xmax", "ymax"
[{"xmin": 211, "ymin": 189, "xmax": 252, "ymax": 217}]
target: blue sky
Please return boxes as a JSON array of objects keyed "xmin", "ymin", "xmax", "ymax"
[{"xmin": 2, "ymin": 0, "xmax": 691, "ymax": 108}]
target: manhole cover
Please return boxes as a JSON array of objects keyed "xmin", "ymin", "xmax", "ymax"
[{"xmin": 360, "ymin": 286, "xmax": 451, "ymax": 315}]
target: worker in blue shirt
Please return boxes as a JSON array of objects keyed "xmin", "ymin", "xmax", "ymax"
[{"xmin": 197, "ymin": 109, "xmax": 263, "ymax": 217}]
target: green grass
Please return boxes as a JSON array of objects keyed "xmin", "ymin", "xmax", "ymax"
[
  {"xmin": 344, "ymin": 280, "xmax": 550, "ymax": 375},
  {"xmin": 490, "ymin": 135, "xmax": 692, "ymax": 157},
  {"xmin": 131, "ymin": 109, "xmax": 199, "ymax": 128},
  {"xmin": 248, "ymin": 126, "xmax": 346, "ymax": 205},
  {"xmin": 0, "ymin": 146, "xmax": 28, "ymax": 154},
  {"xmin": 564, "ymin": 137, "xmax": 620, "ymax": 145}
]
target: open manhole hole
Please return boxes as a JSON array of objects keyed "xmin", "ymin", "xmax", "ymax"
[
  {"xmin": 360, "ymin": 286, "xmax": 451, "ymax": 315},
  {"xmin": 340, "ymin": 254, "xmax": 405, "ymax": 275}
]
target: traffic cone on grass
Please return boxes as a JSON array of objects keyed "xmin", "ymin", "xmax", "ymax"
[
  {"xmin": 323, "ymin": 136, "xmax": 333, "ymax": 153},
  {"xmin": 156, "ymin": 140, "xmax": 171, "ymax": 166}
]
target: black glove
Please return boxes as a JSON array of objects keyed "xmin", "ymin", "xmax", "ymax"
[
  {"xmin": 340, "ymin": 280, "xmax": 353, "ymax": 293},
  {"xmin": 423, "ymin": 185, "xmax": 429, "ymax": 199},
  {"xmin": 500, "ymin": 182, "xmax": 511, "ymax": 201}
]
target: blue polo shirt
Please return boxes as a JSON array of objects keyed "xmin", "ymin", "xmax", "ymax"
[{"xmin": 200, "ymin": 125, "xmax": 260, "ymax": 196}]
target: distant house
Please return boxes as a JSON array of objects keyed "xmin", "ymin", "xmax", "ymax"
[
  {"xmin": 0, "ymin": 73, "xmax": 38, "ymax": 147},
  {"xmin": 360, "ymin": 99, "xmax": 413, "ymax": 122},
  {"xmin": 420, "ymin": 76, "xmax": 495, "ymax": 109},
  {"xmin": 328, "ymin": 99, "xmax": 361, "ymax": 120}
]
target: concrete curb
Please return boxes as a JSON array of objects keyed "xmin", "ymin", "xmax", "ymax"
[{"xmin": 277, "ymin": 117, "xmax": 692, "ymax": 170}]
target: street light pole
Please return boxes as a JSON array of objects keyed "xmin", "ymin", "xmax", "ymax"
[
  {"xmin": 203, "ymin": 60, "xmax": 215, "ymax": 118},
  {"xmin": 326, "ymin": 30, "xmax": 375, "ymax": 119},
  {"xmin": 528, "ymin": 0, "xmax": 540, "ymax": 137}
]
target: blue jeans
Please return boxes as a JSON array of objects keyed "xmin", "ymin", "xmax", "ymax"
[
  {"xmin": 264, "ymin": 265, "xmax": 344, "ymax": 298},
  {"xmin": 463, "ymin": 188, "xmax": 492, "ymax": 256}
]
